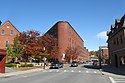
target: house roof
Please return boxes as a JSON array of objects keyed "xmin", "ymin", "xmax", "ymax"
[{"xmin": 0, "ymin": 20, "xmax": 20, "ymax": 33}]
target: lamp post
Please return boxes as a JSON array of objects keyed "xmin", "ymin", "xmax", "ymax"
[
  {"xmin": 42, "ymin": 47, "xmax": 46, "ymax": 69},
  {"xmin": 99, "ymin": 47, "xmax": 102, "ymax": 69}
]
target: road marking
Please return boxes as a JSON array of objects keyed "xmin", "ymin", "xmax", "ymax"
[
  {"xmin": 94, "ymin": 71, "xmax": 97, "ymax": 73},
  {"xmin": 115, "ymin": 79, "xmax": 125, "ymax": 82},
  {"xmin": 49, "ymin": 70, "xmax": 53, "ymax": 72},
  {"xmin": 23, "ymin": 76, "xmax": 28, "ymax": 77},
  {"xmin": 79, "ymin": 71, "xmax": 81, "ymax": 72},
  {"xmin": 64, "ymin": 70, "xmax": 67, "ymax": 72},
  {"xmin": 56, "ymin": 70, "xmax": 59, "ymax": 72},
  {"xmin": 109, "ymin": 77, "xmax": 116, "ymax": 83},
  {"xmin": 86, "ymin": 71, "xmax": 89, "ymax": 73}
]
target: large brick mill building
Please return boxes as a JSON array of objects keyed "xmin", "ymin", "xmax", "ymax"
[
  {"xmin": 46, "ymin": 21, "xmax": 89, "ymax": 62},
  {"xmin": 107, "ymin": 15, "xmax": 125, "ymax": 68},
  {"xmin": 0, "ymin": 20, "xmax": 20, "ymax": 50}
]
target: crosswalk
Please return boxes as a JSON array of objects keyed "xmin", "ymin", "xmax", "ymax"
[
  {"xmin": 109, "ymin": 77, "xmax": 125, "ymax": 83},
  {"xmin": 113, "ymin": 78, "xmax": 125, "ymax": 83},
  {"xmin": 42, "ymin": 69, "xmax": 102, "ymax": 74}
]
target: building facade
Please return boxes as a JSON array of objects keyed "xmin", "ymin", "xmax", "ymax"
[
  {"xmin": 46, "ymin": 21, "xmax": 89, "ymax": 62},
  {"xmin": 107, "ymin": 15, "xmax": 125, "ymax": 68},
  {"xmin": 0, "ymin": 20, "xmax": 20, "ymax": 50},
  {"xmin": 99, "ymin": 46, "xmax": 108, "ymax": 64}
]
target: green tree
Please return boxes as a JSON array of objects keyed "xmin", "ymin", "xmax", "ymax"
[{"xmin": 7, "ymin": 35, "xmax": 23, "ymax": 62}]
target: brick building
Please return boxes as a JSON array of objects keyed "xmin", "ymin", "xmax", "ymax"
[
  {"xmin": 99, "ymin": 46, "xmax": 108, "ymax": 64},
  {"xmin": 107, "ymin": 15, "xmax": 125, "ymax": 68},
  {"xmin": 46, "ymin": 21, "xmax": 89, "ymax": 62},
  {"xmin": 0, "ymin": 20, "xmax": 20, "ymax": 50}
]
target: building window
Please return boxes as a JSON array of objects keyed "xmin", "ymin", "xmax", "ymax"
[
  {"xmin": 5, "ymin": 41, "xmax": 9, "ymax": 47},
  {"xmin": 1, "ymin": 30, "xmax": 5, "ymax": 35},
  {"xmin": 10, "ymin": 30, "xmax": 14, "ymax": 35}
]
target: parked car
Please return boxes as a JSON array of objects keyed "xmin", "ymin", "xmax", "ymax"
[
  {"xmin": 92, "ymin": 60, "xmax": 98, "ymax": 66},
  {"xmin": 50, "ymin": 62, "xmax": 63, "ymax": 69},
  {"xmin": 70, "ymin": 61, "xmax": 79, "ymax": 67},
  {"xmin": 59, "ymin": 62, "xmax": 63, "ymax": 68}
]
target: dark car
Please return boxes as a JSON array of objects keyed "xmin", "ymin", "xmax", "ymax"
[
  {"xmin": 50, "ymin": 62, "xmax": 63, "ymax": 69},
  {"xmin": 59, "ymin": 62, "xmax": 63, "ymax": 68},
  {"xmin": 70, "ymin": 61, "xmax": 79, "ymax": 67}
]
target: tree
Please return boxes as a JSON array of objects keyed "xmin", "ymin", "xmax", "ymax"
[
  {"xmin": 65, "ymin": 47, "xmax": 79, "ymax": 62},
  {"xmin": 19, "ymin": 30, "xmax": 42, "ymax": 62},
  {"xmin": 7, "ymin": 35, "xmax": 23, "ymax": 62},
  {"xmin": 38, "ymin": 34, "xmax": 59, "ymax": 61},
  {"xmin": 89, "ymin": 51, "xmax": 99, "ymax": 56}
]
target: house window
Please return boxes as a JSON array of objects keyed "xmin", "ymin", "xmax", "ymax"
[
  {"xmin": 5, "ymin": 41, "xmax": 9, "ymax": 47},
  {"xmin": 10, "ymin": 30, "xmax": 14, "ymax": 35},
  {"xmin": 2, "ymin": 30, "xmax": 5, "ymax": 35}
]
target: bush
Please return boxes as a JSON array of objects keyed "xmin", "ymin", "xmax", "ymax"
[
  {"xmin": 6, "ymin": 63, "xmax": 17, "ymax": 67},
  {"xmin": 6, "ymin": 63, "xmax": 34, "ymax": 67},
  {"xmin": 20, "ymin": 64, "xmax": 33, "ymax": 67}
]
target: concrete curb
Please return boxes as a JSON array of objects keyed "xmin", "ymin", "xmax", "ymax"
[
  {"xmin": 0, "ymin": 68, "xmax": 43, "ymax": 78},
  {"xmin": 0, "ymin": 64, "xmax": 70, "ymax": 78}
]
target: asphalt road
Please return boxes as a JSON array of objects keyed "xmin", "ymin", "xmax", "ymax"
[{"xmin": 0, "ymin": 64, "xmax": 111, "ymax": 83}]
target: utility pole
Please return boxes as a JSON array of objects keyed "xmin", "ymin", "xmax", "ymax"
[
  {"xmin": 99, "ymin": 47, "xmax": 102, "ymax": 69},
  {"xmin": 42, "ymin": 47, "xmax": 46, "ymax": 69}
]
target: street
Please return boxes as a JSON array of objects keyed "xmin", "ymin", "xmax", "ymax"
[{"xmin": 0, "ymin": 64, "xmax": 112, "ymax": 83}]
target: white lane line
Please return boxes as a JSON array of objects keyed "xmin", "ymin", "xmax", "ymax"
[
  {"xmin": 71, "ymin": 70, "xmax": 74, "ymax": 72},
  {"xmin": 109, "ymin": 77, "xmax": 116, "ymax": 83},
  {"xmin": 56, "ymin": 70, "xmax": 59, "ymax": 72},
  {"xmin": 86, "ymin": 71, "xmax": 89, "ymax": 73},
  {"xmin": 49, "ymin": 70, "xmax": 53, "ymax": 72},
  {"xmin": 23, "ymin": 75, "xmax": 28, "ymax": 77},
  {"xmin": 94, "ymin": 71, "xmax": 97, "ymax": 73},
  {"xmin": 79, "ymin": 71, "xmax": 81, "ymax": 72},
  {"xmin": 116, "ymin": 81, "xmax": 125, "ymax": 82},
  {"xmin": 64, "ymin": 70, "xmax": 67, "ymax": 72}
]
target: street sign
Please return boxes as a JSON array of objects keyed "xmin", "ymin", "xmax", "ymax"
[{"xmin": 42, "ymin": 57, "xmax": 47, "ymax": 62}]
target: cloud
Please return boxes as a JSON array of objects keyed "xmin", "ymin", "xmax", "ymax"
[{"xmin": 96, "ymin": 31, "xmax": 108, "ymax": 39}]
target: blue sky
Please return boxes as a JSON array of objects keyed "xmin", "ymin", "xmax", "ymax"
[{"xmin": 0, "ymin": 0, "xmax": 125, "ymax": 51}]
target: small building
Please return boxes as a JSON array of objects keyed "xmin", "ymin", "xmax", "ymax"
[
  {"xmin": 107, "ymin": 15, "xmax": 125, "ymax": 68},
  {"xmin": 99, "ymin": 46, "xmax": 108, "ymax": 64},
  {"xmin": 0, "ymin": 20, "xmax": 20, "ymax": 50},
  {"xmin": 45, "ymin": 21, "xmax": 89, "ymax": 62}
]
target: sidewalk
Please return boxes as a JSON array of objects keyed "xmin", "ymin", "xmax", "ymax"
[
  {"xmin": 0, "ymin": 66, "xmax": 50, "ymax": 78},
  {"xmin": 0, "ymin": 64, "xmax": 70, "ymax": 78},
  {"xmin": 101, "ymin": 65, "xmax": 125, "ymax": 78}
]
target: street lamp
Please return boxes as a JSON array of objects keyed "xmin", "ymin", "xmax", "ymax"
[
  {"xmin": 42, "ymin": 47, "xmax": 46, "ymax": 69},
  {"xmin": 99, "ymin": 47, "xmax": 102, "ymax": 69}
]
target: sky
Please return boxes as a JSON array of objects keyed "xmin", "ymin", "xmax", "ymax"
[{"xmin": 0, "ymin": 0, "xmax": 125, "ymax": 51}]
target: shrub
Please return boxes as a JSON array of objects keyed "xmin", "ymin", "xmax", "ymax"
[
  {"xmin": 20, "ymin": 64, "xmax": 33, "ymax": 67},
  {"xmin": 6, "ymin": 63, "xmax": 17, "ymax": 67}
]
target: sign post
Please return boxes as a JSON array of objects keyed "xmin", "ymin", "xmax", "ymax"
[{"xmin": 42, "ymin": 57, "xmax": 47, "ymax": 69}]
